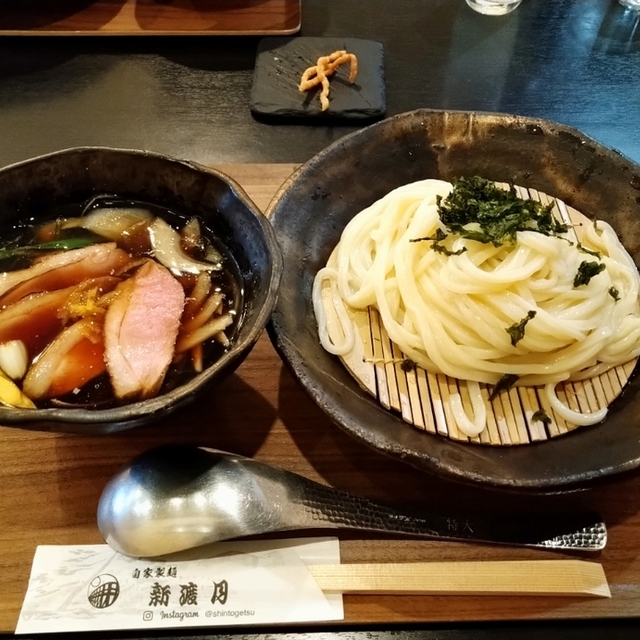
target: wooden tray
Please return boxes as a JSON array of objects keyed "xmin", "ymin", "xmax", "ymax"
[
  {"xmin": 0, "ymin": 0, "xmax": 301, "ymax": 36},
  {"xmin": 2, "ymin": 165, "xmax": 640, "ymax": 632}
]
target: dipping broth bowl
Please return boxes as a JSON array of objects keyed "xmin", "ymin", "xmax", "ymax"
[{"xmin": 0, "ymin": 147, "xmax": 282, "ymax": 434}]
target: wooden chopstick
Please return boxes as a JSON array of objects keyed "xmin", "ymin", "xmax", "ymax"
[{"xmin": 308, "ymin": 561, "xmax": 610, "ymax": 597}]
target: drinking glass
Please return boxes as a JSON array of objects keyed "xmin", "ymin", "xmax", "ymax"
[{"xmin": 465, "ymin": 0, "xmax": 522, "ymax": 15}]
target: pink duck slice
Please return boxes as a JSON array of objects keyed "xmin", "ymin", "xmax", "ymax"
[
  {"xmin": 104, "ymin": 260, "xmax": 185, "ymax": 400},
  {"xmin": 0, "ymin": 243, "xmax": 127, "ymax": 302}
]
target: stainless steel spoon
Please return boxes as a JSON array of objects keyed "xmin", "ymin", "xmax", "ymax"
[{"xmin": 97, "ymin": 445, "xmax": 606, "ymax": 558}]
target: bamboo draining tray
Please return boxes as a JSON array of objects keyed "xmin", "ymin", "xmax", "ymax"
[
  {"xmin": 0, "ymin": 0, "xmax": 301, "ymax": 36},
  {"xmin": 320, "ymin": 186, "xmax": 638, "ymax": 446},
  {"xmin": 2, "ymin": 165, "xmax": 640, "ymax": 632}
]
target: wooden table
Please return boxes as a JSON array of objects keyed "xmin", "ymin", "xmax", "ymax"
[
  {"xmin": 0, "ymin": 0, "xmax": 639, "ymax": 636},
  {"xmin": 0, "ymin": 0, "xmax": 302, "ymax": 36},
  {"xmin": 1, "ymin": 164, "xmax": 640, "ymax": 633}
]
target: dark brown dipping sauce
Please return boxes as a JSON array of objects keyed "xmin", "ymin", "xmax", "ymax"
[{"xmin": 0, "ymin": 195, "xmax": 243, "ymax": 410}]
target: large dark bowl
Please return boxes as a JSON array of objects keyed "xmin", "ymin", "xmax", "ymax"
[
  {"xmin": 267, "ymin": 108, "xmax": 640, "ymax": 492},
  {"xmin": 0, "ymin": 147, "xmax": 282, "ymax": 434}
]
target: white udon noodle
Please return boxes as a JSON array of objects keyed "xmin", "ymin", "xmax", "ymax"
[{"xmin": 312, "ymin": 179, "xmax": 640, "ymax": 437}]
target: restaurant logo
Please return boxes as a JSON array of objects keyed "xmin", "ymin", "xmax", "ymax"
[{"xmin": 87, "ymin": 573, "xmax": 120, "ymax": 609}]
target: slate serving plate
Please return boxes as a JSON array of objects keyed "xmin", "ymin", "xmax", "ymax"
[
  {"xmin": 251, "ymin": 37, "xmax": 386, "ymax": 121},
  {"xmin": 266, "ymin": 108, "xmax": 640, "ymax": 492}
]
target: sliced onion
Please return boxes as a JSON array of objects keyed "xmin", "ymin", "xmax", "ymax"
[
  {"xmin": 181, "ymin": 218, "xmax": 223, "ymax": 263},
  {"xmin": 180, "ymin": 217, "xmax": 203, "ymax": 254},
  {"xmin": 176, "ymin": 313, "xmax": 233, "ymax": 353},
  {"xmin": 23, "ymin": 319, "xmax": 103, "ymax": 400},
  {"xmin": 214, "ymin": 331, "xmax": 230, "ymax": 347},
  {"xmin": 181, "ymin": 291, "xmax": 223, "ymax": 335},
  {"xmin": 64, "ymin": 207, "xmax": 153, "ymax": 241},
  {"xmin": 149, "ymin": 218, "xmax": 222, "ymax": 275},
  {"xmin": 183, "ymin": 272, "xmax": 212, "ymax": 317},
  {"xmin": 190, "ymin": 343, "xmax": 204, "ymax": 373}
]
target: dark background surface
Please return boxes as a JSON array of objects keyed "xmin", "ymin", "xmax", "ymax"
[
  {"xmin": 11, "ymin": 619, "xmax": 640, "ymax": 639},
  {"xmin": 0, "ymin": 0, "xmax": 638, "ymax": 169},
  {"xmin": 1, "ymin": 0, "xmax": 640, "ymax": 637}
]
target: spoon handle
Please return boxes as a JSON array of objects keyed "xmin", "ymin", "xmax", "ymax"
[{"xmin": 293, "ymin": 481, "xmax": 606, "ymax": 551}]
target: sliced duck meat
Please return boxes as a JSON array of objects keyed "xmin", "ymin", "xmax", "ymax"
[
  {"xmin": 0, "ymin": 243, "xmax": 131, "ymax": 307},
  {"xmin": 0, "ymin": 289, "xmax": 69, "ymax": 356},
  {"xmin": 0, "ymin": 276, "xmax": 120, "ymax": 359},
  {"xmin": 104, "ymin": 260, "xmax": 185, "ymax": 400}
]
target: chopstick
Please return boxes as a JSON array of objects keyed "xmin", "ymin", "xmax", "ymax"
[{"xmin": 308, "ymin": 560, "xmax": 610, "ymax": 597}]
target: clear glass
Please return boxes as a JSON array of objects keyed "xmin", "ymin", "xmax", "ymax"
[
  {"xmin": 619, "ymin": 0, "xmax": 640, "ymax": 9},
  {"xmin": 465, "ymin": 0, "xmax": 523, "ymax": 15}
]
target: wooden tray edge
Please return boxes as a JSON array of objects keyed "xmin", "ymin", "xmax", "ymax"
[{"xmin": 0, "ymin": 0, "xmax": 301, "ymax": 37}]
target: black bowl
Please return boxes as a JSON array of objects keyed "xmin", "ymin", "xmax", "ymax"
[
  {"xmin": 0, "ymin": 147, "xmax": 282, "ymax": 434},
  {"xmin": 266, "ymin": 108, "xmax": 640, "ymax": 492}
]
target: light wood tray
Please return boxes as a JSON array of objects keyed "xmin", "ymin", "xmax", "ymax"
[
  {"xmin": 2, "ymin": 166, "xmax": 640, "ymax": 631},
  {"xmin": 319, "ymin": 185, "xmax": 638, "ymax": 446},
  {"xmin": 0, "ymin": 0, "xmax": 301, "ymax": 36}
]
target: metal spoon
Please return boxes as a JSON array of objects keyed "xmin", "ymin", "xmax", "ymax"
[{"xmin": 97, "ymin": 445, "xmax": 606, "ymax": 558}]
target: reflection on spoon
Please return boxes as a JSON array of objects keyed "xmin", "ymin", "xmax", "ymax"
[{"xmin": 97, "ymin": 445, "xmax": 606, "ymax": 558}]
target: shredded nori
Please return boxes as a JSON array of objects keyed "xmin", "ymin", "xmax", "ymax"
[
  {"xmin": 573, "ymin": 260, "xmax": 606, "ymax": 287},
  {"xmin": 410, "ymin": 228, "xmax": 467, "ymax": 256},
  {"xmin": 532, "ymin": 409, "xmax": 552, "ymax": 427},
  {"xmin": 435, "ymin": 176, "xmax": 569, "ymax": 246},
  {"xmin": 489, "ymin": 373, "xmax": 519, "ymax": 400},
  {"xmin": 609, "ymin": 286, "xmax": 621, "ymax": 301},
  {"xmin": 576, "ymin": 242, "xmax": 601, "ymax": 258},
  {"xmin": 506, "ymin": 310, "xmax": 537, "ymax": 346},
  {"xmin": 431, "ymin": 243, "xmax": 467, "ymax": 257}
]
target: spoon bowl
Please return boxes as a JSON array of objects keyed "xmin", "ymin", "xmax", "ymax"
[
  {"xmin": 97, "ymin": 445, "xmax": 607, "ymax": 558},
  {"xmin": 99, "ymin": 446, "xmax": 295, "ymax": 557}
]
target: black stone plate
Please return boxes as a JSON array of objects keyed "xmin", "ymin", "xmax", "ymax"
[
  {"xmin": 266, "ymin": 108, "xmax": 640, "ymax": 492},
  {"xmin": 250, "ymin": 37, "xmax": 386, "ymax": 121}
]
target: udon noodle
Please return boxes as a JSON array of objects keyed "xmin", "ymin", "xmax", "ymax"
[{"xmin": 312, "ymin": 178, "xmax": 640, "ymax": 437}]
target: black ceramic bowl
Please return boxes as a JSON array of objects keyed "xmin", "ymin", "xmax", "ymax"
[
  {"xmin": 267, "ymin": 108, "xmax": 640, "ymax": 492},
  {"xmin": 0, "ymin": 147, "xmax": 282, "ymax": 433}
]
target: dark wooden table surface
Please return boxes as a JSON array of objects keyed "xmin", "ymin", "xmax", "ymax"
[
  {"xmin": 0, "ymin": 1, "xmax": 639, "ymax": 638},
  {"xmin": 0, "ymin": 0, "xmax": 638, "ymax": 167}
]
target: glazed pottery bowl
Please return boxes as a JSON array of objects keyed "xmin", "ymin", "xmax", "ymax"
[
  {"xmin": 0, "ymin": 147, "xmax": 282, "ymax": 433},
  {"xmin": 267, "ymin": 108, "xmax": 640, "ymax": 491}
]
